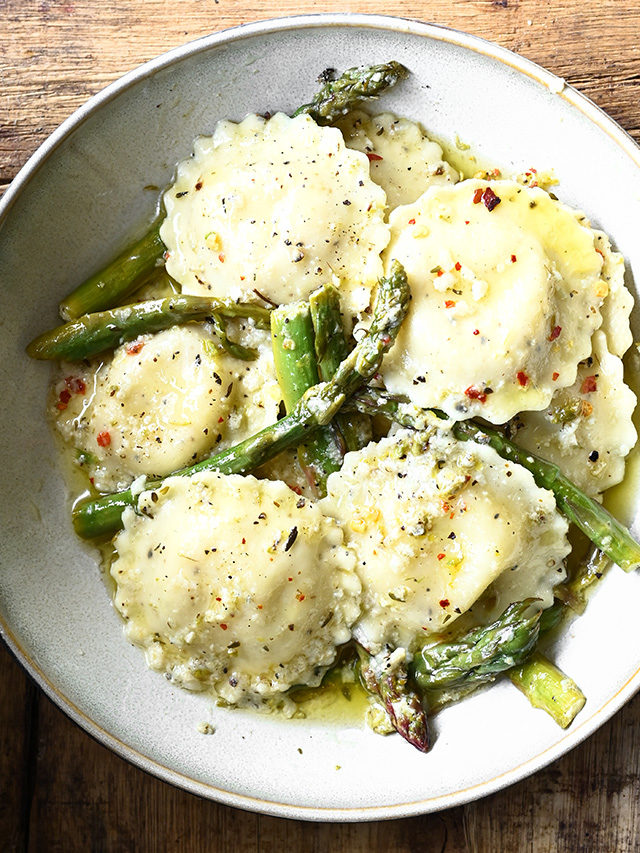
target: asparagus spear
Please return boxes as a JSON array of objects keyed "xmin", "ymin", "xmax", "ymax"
[
  {"xmin": 412, "ymin": 600, "xmax": 543, "ymax": 690},
  {"xmin": 348, "ymin": 388, "xmax": 640, "ymax": 572},
  {"xmin": 206, "ymin": 310, "xmax": 260, "ymax": 362},
  {"xmin": 508, "ymin": 653, "xmax": 586, "ymax": 729},
  {"xmin": 293, "ymin": 61, "xmax": 409, "ymax": 125},
  {"xmin": 357, "ymin": 646, "xmax": 429, "ymax": 752},
  {"xmin": 309, "ymin": 285, "xmax": 372, "ymax": 452},
  {"xmin": 72, "ymin": 261, "xmax": 410, "ymax": 539},
  {"xmin": 59, "ymin": 221, "xmax": 165, "ymax": 321},
  {"xmin": 555, "ymin": 546, "xmax": 611, "ymax": 614},
  {"xmin": 27, "ymin": 296, "xmax": 271, "ymax": 361},
  {"xmin": 270, "ymin": 297, "xmax": 345, "ymax": 496}
]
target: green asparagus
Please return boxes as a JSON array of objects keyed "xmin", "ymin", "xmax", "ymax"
[
  {"xmin": 294, "ymin": 61, "xmax": 409, "ymax": 125},
  {"xmin": 270, "ymin": 297, "xmax": 345, "ymax": 496},
  {"xmin": 72, "ymin": 262, "xmax": 410, "ymax": 539},
  {"xmin": 59, "ymin": 221, "xmax": 165, "ymax": 321},
  {"xmin": 27, "ymin": 296, "xmax": 271, "ymax": 361},
  {"xmin": 412, "ymin": 600, "xmax": 543, "ymax": 690},
  {"xmin": 309, "ymin": 285, "xmax": 372, "ymax": 452},
  {"xmin": 206, "ymin": 311, "xmax": 258, "ymax": 362},
  {"xmin": 555, "ymin": 546, "xmax": 611, "ymax": 614},
  {"xmin": 357, "ymin": 646, "xmax": 429, "ymax": 752},
  {"xmin": 508, "ymin": 653, "xmax": 586, "ymax": 729}
]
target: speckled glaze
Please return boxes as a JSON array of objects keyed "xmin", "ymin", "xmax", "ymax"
[{"xmin": 1, "ymin": 15, "xmax": 640, "ymax": 821}]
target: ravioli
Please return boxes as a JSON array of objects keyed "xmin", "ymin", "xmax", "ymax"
[
  {"xmin": 160, "ymin": 112, "xmax": 389, "ymax": 315},
  {"xmin": 53, "ymin": 325, "xmax": 281, "ymax": 492},
  {"xmin": 512, "ymin": 330, "xmax": 637, "ymax": 497},
  {"xmin": 594, "ymin": 230, "xmax": 634, "ymax": 358},
  {"xmin": 111, "ymin": 472, "xmax": 360, "ymax": 704},
  {"xmin": 379, "ymin": 180, "xmax": 609, "ymax": 423},
  {"xmin": 320, "ymin": 426, "xmax": 569, "ymax": 652},
  {"xmin": 335, "ymin": 111, "xmax": 459, "ymax": 210}
]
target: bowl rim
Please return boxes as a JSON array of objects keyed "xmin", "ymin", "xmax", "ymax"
[{"xmin": 2, "ymin": 12, "xmax": 640, "ymax": 821}]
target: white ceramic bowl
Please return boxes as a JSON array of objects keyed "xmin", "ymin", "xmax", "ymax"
[{"xmin": 1, "ymin": 14, "xmax": 640, "ymax": 821}]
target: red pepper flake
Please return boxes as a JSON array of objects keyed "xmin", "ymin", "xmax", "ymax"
[
  {"xmin": 57, "ymin": 388, "xmax": 72, "ymax": 410},
  {"xmin": 548, "ymin": 325, "xmax": 562, "ymax": 341},
  {"xmin": 517, "ymin": 371, "xmax": 529, "ymax": 387},
  {"xmin": 439, "ymin": 598, "xmax": 450, "ymax": 608},
  {"xmin": 89, "ymin": 477, "xmax": 95, "ymax": 485},
  {"xmin": 529, "ymin": 167, "xmax": 537, "ymax": 174},
  {"xmin": 581, "ymin": 375, "xmax": 597, "ymax": 394},
  {"xmin": 437, "ymin": 553, "xmax": 446, "ymax": 561},
  {"xmin": 163, "ymin": 251, "xmax": 170, "ymax": 260},
  {"xmin": 240, "ymin": 275, "xmax": 246, "ymax": 281},
  {"xmin": 454, "ymin": 262, "xmax": 462, "ymax": 271},
  {"xmin": 436, "ymin": 269, "xmax": 444, "ymax": 278},
  {"xmin": 288, "ymin": 577, "xmax": 293, "ymax": 582},
  {"xmin": 464, "ymin": 220, "xmax": 470, "ymax": 225},
  {"xmin": 465, "ymin": 385, "xmax": 487, "ymax": 403},
  {"xmin": 408, "ymin": 218, "xmax": 416, "ymax": 225},
  {"xmin": 444, "ymin": 300, "xmax": 456, "ymax": 309},
  {"xmin": 473, "ymin": 329, "xmax": 480, "ymax": 336},
  {"xmin": 218, "ymin": 253, "xmax": 225, "ymax": 263},
  {"xmin": 220, "ymin": 623, "xmax": 228, "ymax": 630},
  {"xmin": 511, "ymin": 254, "xmax": 517, "ymax": 263},
  {"xmin": 366, "ymin": 151, "xmax": 383, "ymax": 161},
  {"xmin": 241, "ymin": 537, "xmax": 246, "ymax": 545},
  {"xmin": 481, "ymin": 187, "xmax": 501, "ymax": 211},
  {"xmin": 218, "ymin": 416, "xmax": 225, "ymax": 423},
  {"xmin": 216, "ymin": 597, "xmax": 222, "ymax": 602},
  {"xmin": 441, "ymin": 501, "xmax": 451, "ymax": 512},
  {"xmin": 296, "ymin": 592, "xmax": 305, "ymax": 602},
  {"xmin": 65, "ymin": 376, "xmax": 86, "ymax": 394},
  {"xmin": 595, "ymin": 248, "xmax": 605, "ymax": 259},
  {"xmin": 257, "ymin": 604, "xmax": 263, "ymax": 609},
  {"xmin": 472, "ymin": 188, "xmax": 483, "ymax": 204},
  {"xmin": 96, "ymin": 431, "xmax": 111, "ymax": 447},
  {"xmin": 381, "ymin": 333, "xmax": 391, "ymax": 345},
  {"xmin": 552, "ymin": 372, "xmax": 560, "ymax": 381},
  {"xmin": 125, "ymin": 340, "xmax": 144, "ymax": 355}
]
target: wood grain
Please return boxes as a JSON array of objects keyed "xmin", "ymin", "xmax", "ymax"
[{"xmin": 2, "ymin": 1, "xmax": 640, "ymax": 850}]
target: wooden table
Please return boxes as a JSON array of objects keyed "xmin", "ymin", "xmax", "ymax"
[{"xmin": 2, "ymin": 2, "xmax": 640, "ymax": 849}]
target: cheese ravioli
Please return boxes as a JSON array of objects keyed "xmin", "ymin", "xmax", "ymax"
[
  {"xmin": 111, "ymin": 472, "xmax": 360, "ymax": 704},
  {"xmin": 53, "ymin": 325, "xmax": 281, "ymax": 492},
  {"xmin": 320, "ymin": 426, "xmax": 569, "ymax": 652},
  {"xmin": 335, "ymin": 111, "xmax": 459, "ymax": 210},
  {"xmin": 512, "ymin": 330, "xmax": 637, "ymax": 497},
  {"xmin": 160, "ymin": 112, "xmax": 389, "ymax": 315},
  {"xmin": 379, "ymin": 180, "xmax": 609, "ymax": 423}
]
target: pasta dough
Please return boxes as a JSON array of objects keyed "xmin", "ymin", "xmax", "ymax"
[
  {"xmin": 512, "ymin": 330, "xmax": 637, "ymax": 497},
  {"xmin": 111, "ymin": 472, "xmax": 361, "ymax": 704},
  {"xmin": 53, "ymin": 325, "xmax": 281, "ymax": 492},
  {"xmin": 335, "ymin": 111, "xmax": 459, "ymax": 210},
  {"xmin": 160, "ymin": 112, "xmax": 389, "ymax": 315},
  {"xmin": 379, "ymin": 180, "xmax": 609, "ymax": 423},
  {"xmin": 321, "ymin": 426, "xmax": 569, "ymax": 652}
]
